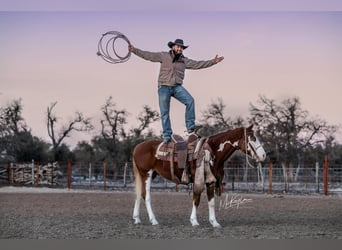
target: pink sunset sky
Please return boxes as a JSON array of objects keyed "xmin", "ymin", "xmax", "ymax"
[{"xmin": 1, "ymin": 1, "xmax": 342, "ymax": 146}]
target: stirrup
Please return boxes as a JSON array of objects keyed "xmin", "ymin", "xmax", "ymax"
[{"xmin": 186, "ymin": 125, "xmax": 203, "ymax": 135}]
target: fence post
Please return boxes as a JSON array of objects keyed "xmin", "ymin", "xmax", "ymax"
[
  {"xmin": 67, "ymin": 160, "xmax": 72, "ymax": 190},
  {"xmin": 36, "ymin": 164, "xmax": 40, "ymax": 186},
  {"xmin": 324, "ymin": 155, "xmax": 329, "ymax": 196},
  {"xmin": 269, "ymin": 162, "xmax": 273, "ymax": 194},
  {"xmin": 7, "ymin": 162, "xmax": 11, "ymax": 184},
  {"xmin": 10, "ymin": 162, "xmax": 14, "ymax": 184},
  {"xmin": 51, "ymin": 162, "xmax": 54, "ymax": 186},
  {"xmin": 315, "ymin": 162, "xmax": 319, "ymax": 193},
  {"xmin": 31, "ymin": 159, "xmax": 35, "ymax": 185},
  {"xmin": 103, "ymin": 161, "xmax": 107, "ymax": 191},
  {"xmin": 231, "ymin": 163, "xmax": 235, "ymax": 192},
  {"xmin": 258, "ymin": 162, "xmax": 265, "ymax": 192},
  {"xmin": 123, "ymin": 162, "xmax": 128, "ymax": 187},
  {"xmin": 89, "ymin": 162, "xmax": 92, "ymax": 187}
]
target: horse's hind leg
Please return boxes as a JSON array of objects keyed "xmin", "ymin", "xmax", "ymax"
[
  {"xmin": 133, "ymin": 165, "xmax": 158, "ymax": 225},
  {"xmin": 132, "ymin": 159, "xmax": 142, "ymax": 224},
  {"xmin": 145, "ymin": 169, "xmax": 159, "ymax": 225}
]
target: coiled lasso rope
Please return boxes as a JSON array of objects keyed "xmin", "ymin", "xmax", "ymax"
[{"xmin": 97, "ymin": 31, "xmax": 131, "ymax": 64}]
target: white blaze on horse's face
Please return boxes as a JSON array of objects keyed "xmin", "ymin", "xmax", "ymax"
[{"xmin": 247, "ymin": 135, "xmax": 266, "ymax": 162}]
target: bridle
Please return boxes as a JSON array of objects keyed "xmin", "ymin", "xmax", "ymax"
[{"xmin": 243, "ymin": 128, "xmax": 263, "ymax": 169}]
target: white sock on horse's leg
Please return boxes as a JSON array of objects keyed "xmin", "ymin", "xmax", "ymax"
[
  {"xmin": 208, "ymin": 197, "xmax": 221, "ymax": 228},
  {"xmin": 190, "ymin": 201, "xmax": 200, "ymax": 226},
  {"xmin": 133, "ymin": 161, "xmax": 142, "ymax": 224},
  {"xmin": 133, "ymin": 198, "xmax": 141, "ymax": 224},
  {"xmin": 145, "ymin": 170, "xmax": 159, "ymax": 225}
]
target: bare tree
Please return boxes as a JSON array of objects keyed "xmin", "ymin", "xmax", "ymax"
[
  {"xmin": 99, "ymin": 96, "xmax": 128, "ymax": 160},
  {"xmin": 47, "ymin": 102, "xmax": 93, "ymax": 160},
  {"xmin": 200, "ymin": 97, "xmax": 245, "ymax": 136},
  {"xmin": 100, "ymin": 96, "xmax": 128, "ymax": 143},
  {"xmin": 131, "ymin": 105, "xmax": 160, "ymax": 138},
  {"xmin": 97, "ymin": 97, "xmax": 160, "ymax": 162},
  {"xmin": 249, "ymin": 95, "xmax": 337, "ymax": 188},
  {"xmin": 250, "ymin": 95, "xmax": 336, "ymax": 160}
]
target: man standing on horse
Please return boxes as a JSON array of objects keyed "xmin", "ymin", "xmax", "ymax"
[{"xmin": 129, "ymin": 39, "xmax": 224, "ymax": 144}]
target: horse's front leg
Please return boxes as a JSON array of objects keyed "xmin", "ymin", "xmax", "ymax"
[
  {"xmin": 207, "ymin": 183, "xmax": 221, "ymax": 228},
  {"xmin": 145, "ymin": 169, "xmax": 159, "ymax": 225},
  {"xmin": 190, "ymin": 192, "xmax": 201, "ymax": 226}
]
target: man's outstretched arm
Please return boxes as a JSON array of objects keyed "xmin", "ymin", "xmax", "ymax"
[{"xmin": 129, "ymin": 44, "xmax": 163, "ymax": 63}]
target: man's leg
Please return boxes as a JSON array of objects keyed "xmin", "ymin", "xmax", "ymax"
[
  {"xmin": 173, "ymin": 85, "xmax": 196, "ymax": 131},
  {"xmin": 158, "ymin": 86, "xmax": 172, "ymax": 142}
]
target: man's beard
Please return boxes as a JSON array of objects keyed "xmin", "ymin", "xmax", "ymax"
[{"xmin": 172, "ymin": 50, "xmax": 182, "ymax": 63}]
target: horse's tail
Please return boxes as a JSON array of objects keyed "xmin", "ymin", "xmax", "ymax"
[{"xmin": 133, "ymin": 157, "xmax": 142, "ymax": 200}]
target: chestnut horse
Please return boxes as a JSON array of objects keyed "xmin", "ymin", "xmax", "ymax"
[{"xmin": 132, "ymin": 125, "xmax": 266, "ymax": 227}]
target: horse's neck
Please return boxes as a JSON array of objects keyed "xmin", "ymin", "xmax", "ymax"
[{"xmin": 208, "ymin": 128, "xmax": 243, "ymax": 160}]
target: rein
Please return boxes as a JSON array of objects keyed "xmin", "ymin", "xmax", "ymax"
[{"xmin": 244, "ymin": 128, "xmax": 256, "ymax": 169}]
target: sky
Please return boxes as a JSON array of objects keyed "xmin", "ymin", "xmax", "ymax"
[{"xmin": 1, "ymin": 1, "xmax": 342, "ymax": 147}]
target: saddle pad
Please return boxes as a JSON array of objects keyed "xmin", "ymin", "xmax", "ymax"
[{"xmin": 155, "ymin": 137, "xmax": 204, "ymax": 164}]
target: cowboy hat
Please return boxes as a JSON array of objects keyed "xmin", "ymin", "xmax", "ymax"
[{"xmin": 168, "ymin": 39, "xmax": 188, "ymax": 49}]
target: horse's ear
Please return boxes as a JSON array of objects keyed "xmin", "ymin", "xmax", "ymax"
[{"xmin": 247, "ymin": 124, "xmax": 254, "ymax": 131}]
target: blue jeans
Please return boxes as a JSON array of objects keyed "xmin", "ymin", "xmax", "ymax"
[{"xmin": 158, "ymin": 85, "xmax": 195, "ymax": 142}]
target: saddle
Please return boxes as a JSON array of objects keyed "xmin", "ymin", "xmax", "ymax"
[
  {"xmin": 155, "ymin": 134, "xmax": 204, "ymax": 169},
  {"xmin": 155, "ymin": 133, "xmax": 214, "ymax": 185}
]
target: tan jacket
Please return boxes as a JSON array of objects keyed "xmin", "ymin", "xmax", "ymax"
[{"xmin": 132, "ymin": 47, "xmax": 217, "ymax": 87}]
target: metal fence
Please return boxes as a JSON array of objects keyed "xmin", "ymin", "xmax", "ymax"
[{"xmin": 0, "ymin": 159, "xmax": 341, "ymax": 195}]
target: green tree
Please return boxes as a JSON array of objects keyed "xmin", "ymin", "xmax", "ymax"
[
  {"xmin": 0, "ymin": 99, "xmax": 50, "ymax": 162},
  {"xmin": 73, "ymin": 141, "xmax": 95, "ymax": 163}
]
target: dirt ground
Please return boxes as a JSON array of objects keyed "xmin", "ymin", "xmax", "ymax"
[{"xmin": 0, "ymin": 188, "xmax": 341, "ymax": 239}]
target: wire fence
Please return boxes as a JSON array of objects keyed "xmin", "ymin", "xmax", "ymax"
[{"xmin": 0, "ymin": 158, "xmax": 341, "ymax": 195}]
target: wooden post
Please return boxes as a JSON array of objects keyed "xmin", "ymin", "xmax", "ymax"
[
  {"xmin": 67, "ymin": 160, "xmax": 72, "ymax": 190},
  {"xmin": 7, "ymin": 162, "xmax": 11, "ymax": 184},
  {"xmin": 103, "ymin": 162, "xmax": 107, "ymax": 191},
  {"xmin": 36, "ymin": 164, "xmax": 40, "ymax": 186},
  {"xmin": 31, "ymin": 160, "xmax": 35, "ymax": 185},
  {"xmin": 10, "ymin": 162, "xmax": 14, "ymax": 184},
  {"xmin": 89, "ymin": 162, "xmax": 92, "ymax": 187},
  {"xmin": 282, "ymin": 162, "xmax": 288, "ymax": 193},
  {"xmin": 269, "ymin": 162, "xmax": 273, "ymax": 194},
  {"xmin": 315, "ymin": 162, "xmax": 319, "ymax": 193},
  {"xmin": 231, "ymin": 164, "xmax": 235, "ymax": 192},
  {"xmin": 123, "ymin": 162, "xmax": 128, "ymax": 187},
  {"xmin": 324, "ymin": 155, "xmax": 329, "ymax": 196}
]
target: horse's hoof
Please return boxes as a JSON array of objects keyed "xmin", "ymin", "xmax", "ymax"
[
  {"xmin": 212, "ymin": 222, "xmax": 222, "ymax": 228},
  {"xmin": 190, "ymin": 219, "xmax": 200, "ymax": 227},
  {"xmin": 133, "ymin": 218, "xmax": 141, "ymax": 224},
  {"xmin": 151, "ymin": 219, "xmax": 159, "ymax": 225}
]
